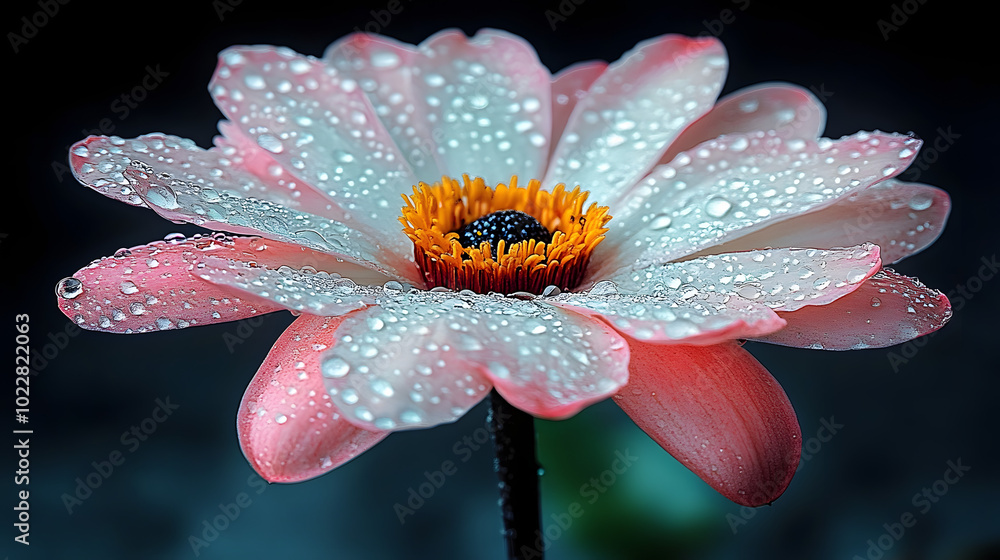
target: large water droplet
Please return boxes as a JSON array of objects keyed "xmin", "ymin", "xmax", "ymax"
[
  {"xmin": 56, "ymin": 277, "xmax": 84, "ymax": 299},
  {"xmin": 705, "ymin": 196, "xmax": 732, "ymax": 218},
  {"xmin": 322, "ymin": 357, "xmax": 350, "ymax": 378},
  {"xmin": 908, "ymin": 193, "xmax": 933, "ymax": 211},
  {"xmin": 256, "ymin": 134, "xmax": 284, "ymax": 154}
]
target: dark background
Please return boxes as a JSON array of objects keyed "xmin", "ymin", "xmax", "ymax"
[{"xmin": 4, "ymin": 0, "xmax": 998, "ymax": 559}]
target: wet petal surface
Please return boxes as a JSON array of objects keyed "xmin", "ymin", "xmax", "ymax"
[
  {"xmin": 615, "ymin": 340, "xmax": 801, "ymax": 507},
  {"xmin": 591, "ymin": 131, "xmax": 921, "ymax": 279},
  {"xmin": 608, "ymin": 244, "xmax": 882, "ymax": 312},
  {"xmin": 240, "ymin": 313, "xmax": 387, "ymax": 482},
  {"xmin": 545, "ymin": 35, "xmax": 727, "ymax": 203},
  {"xmin": 756, "ymin": 269, "xmax": 952, "ymax": 349}
]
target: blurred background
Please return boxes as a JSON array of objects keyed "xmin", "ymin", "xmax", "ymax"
[{"xmin": 4, "ymin": 0, "xmax": 998, "ymax": 558}]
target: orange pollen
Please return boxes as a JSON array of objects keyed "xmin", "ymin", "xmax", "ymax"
[{"xmin": 399, "ymin": 175, "xmax": 612, "ymax": 294}]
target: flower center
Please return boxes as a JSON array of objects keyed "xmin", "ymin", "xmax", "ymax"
[{"xmin": 400, "ymin": 175, "xmax": 611, "ymax": 294}]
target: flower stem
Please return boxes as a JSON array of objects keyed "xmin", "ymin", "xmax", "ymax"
[{"xmin": 489, "ymin": 389, "xmax": 543, "ymax": 560}]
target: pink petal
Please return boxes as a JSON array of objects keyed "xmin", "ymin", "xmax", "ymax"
[
  {"xmin": 592, "ymin": 131, "xmax": 922, "ymax": 279},
  {"xmin": 240, "ymin": 313, "xmax": 387, "ymax": 483},
  {"xmin": 210, "ymin": 45, "xmax": 417, "ymax": 253},
  {"xmin": 313, "ymin": 288, "xmax": 629, "ymax": 428},
  {"xmin": 687, "ymin": 179, "xmax": 951, "ymax": 264},
  {"xmin": 482, "ymin": 306, "xmax": 631, "ymax": 420},
  {"xmin": 56, "ymin": 235, "xmax": 289, "ymax": 333},
  {"xmin": 212, "ymin": 121, "xmax": 342, "ymax": 217},
  {"xmin": 544, "ymin": 35, "xmax": 727, "ymax": 203},
  {"xmin": 606, "ymin": 244, "xmax": 882, "ymax": 313},
  {"xmin": 756, "ymin": 269, "xmax": 952, "ymax": 349},
  {"xmin": 70, "ymin": 133, "xmax": 307, "ymax": 211},
  {"xmin": 660, "ymin": 83, "xmax": 827, "ymax": 165},
  {"xmin": 548, "ymin": 61, "xmax": 606, "ymax": 163},
  {"xmin": 614, "ymin": 341, "xmax": 801, "ymax": 506},
  {"xmin": 119, "ymin": 161, "xmax": 419, "ymax": 283},
  {"xmin": 414, "ymin": 28, "xmax": 552, "ymax": 183},
  {"xmin": 324, "ymin": 33, "xmax": 443, "ymax": 179},
  {"xmin": 550, "ymin": 282, "xmax": 785, "ymax": 345},
  {"xmin": 327, "ymin": 29, "xmax": 553, "ymax": 185}
]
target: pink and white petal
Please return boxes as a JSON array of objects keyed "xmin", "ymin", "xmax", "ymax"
[
  {"xmin": 319, "ymin": 289, "xmax": 629, "ymax": 428},
  {"xmin": 544, "ymin": 35, "xmax": 727, "ymax": 203},
  {"xmin": 549, "ymin": 282, "xmax": 785, "ymax": 345},
  {"xmin": 71, "ymin": 134, "xmax": 304, "ymax": 211},
  {"xmin": 56, "ymin": 235, "xmax": 286, "ymax": 333},
  {"xmin": 324, "ymin": 34, "xmax": 445, "ymax": 179},
  {"xmin": 407, "ymin": 29, "xmax": 553, "ymax": 184},
  {"xmin": 614, "ymin": 341, "xmax": 801, "ymax": 507},
  {"xmin": 686, "ymin": 179, "xmax": 951, "ymax": 265},
  {"xmin": 659, "ymin": 83, "xmax": 827, "ymax": 165},
  {"xmin": 755, "ymin": 269, "xmax": 952, "ymax": 350},
  {"xmin": 212, "ymin": 121, "xmax": 342, "ymax": 217},
  {"xmin": 481, "ymin": 305, "xmax": 630, "ymax": 420},
  {"xmin": 549, "ymin": 61, "xmax": 607, "ymax": 162},
  {"xmin": 210, "ymin": 45, "xmax": 418, "ymax": 249},
  {"xmin": 590, "ymin": 131, "xmax": 921, "ymax": 280},
  {"xmin": 240, "ymin": 313, "xmax": 388, "ymax": 483},
  {"xmin": 606, "ymin": 244, "xmax": 882, "ymax": 313},
  {"xmin": 194, "ymin": 259, "xmax": 382, "ymax": 316},
  {"xmin": 122, "ymin": 161, "xmax": 420, "ymax": 284}
]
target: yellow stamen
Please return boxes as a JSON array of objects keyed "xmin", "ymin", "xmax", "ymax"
[{"xmin": 399, "ymin": 175, "xmax": 611, "ymax": 294}]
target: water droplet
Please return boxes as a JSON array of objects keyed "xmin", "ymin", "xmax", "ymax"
[
  {"xmin": 370, "ymin": 51, "xmax": 400, "ymax": 68},
  {"xmin": 128, "ymin": 302, "xmax": 146, "ymax": 315},
  {"xmin": 650, "ymin": 214, "xmax": 672, "ymax": 230},
  {"xmin": 56, "ymin": 277, "xmax": 83, "ymax": 299},
  {"xmin": 908, "ymin": 193, "xmax": 933, "ymax": 211},
  {"xmin": 322, "ymin": 357, "xmax": 350, "ymax": 378},
  {"xmin": 244, "ymin": 74, "xmax": 266, "ymax": 90},
  {"xmin": 256, "ymin": 134, "xmax": 284, "ymax": 154},
  {"xmin": 870, "ymin": 297, "xmax": 881, "ymax": 307},
  {"xmin": 275, "ymin": 413, "xmax": 288, "ymax": 424},
  {"xmin": 705, "ymin": 196, "xmax": 732, "ymax": 218},
  {"xmin": 119, "ymin": 281, "xmax": 139, "ymax": 295}
]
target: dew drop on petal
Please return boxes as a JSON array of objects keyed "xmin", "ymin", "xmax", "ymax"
[
  {"xmin": 56, "ymin": 277, "xmax": 84, "ymax": 299},
  {"xmin": 322, "ymin": 357, "xmax": 350, "ymax": 378},
  {"xmin": 705, "ymin": 196, "xmax": 732, "ymax": 218},
  {"xmin": 908, "ymin": 193, "xmax": 933, "ymax": 211}
]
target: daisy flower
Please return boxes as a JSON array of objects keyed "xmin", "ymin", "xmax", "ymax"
[{"xmin": 57, "ymin": 28, "xmax": 951, "ymax": 523}]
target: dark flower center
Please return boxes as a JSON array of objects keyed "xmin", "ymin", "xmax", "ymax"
[{"xmin": 453, "ymin": 210, "xmax": 552, "ymax": 256}]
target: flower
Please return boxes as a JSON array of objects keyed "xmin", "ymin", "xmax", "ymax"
[{"xmin": 57, "ymin": 29, "xmax": 952, "ymax": 507}]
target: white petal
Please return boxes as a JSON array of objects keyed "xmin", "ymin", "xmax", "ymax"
[
  {"xmin": 210, "ymin": 45, "xmax": 418, "ymax": 254},
  {"xmin": 549, "ymin": 281, "xmax": 784, "ymax": 345},
  {"xmin": 606, "ymin": 244, "xmax": 882, "ymax": 313},
  {"xmin": 591, "ymin": 131, "xmax": 921, "ymax": 280},
  {"xmin": 544, "ymin": 35, "xmax": 727, "ymax": 202},
  {"xmin": 320, "ymin": 288, "xmax": 628, "ymax": 428},
  {"xmin": 124, "ymin": 160, "xmax": 419, "ymax": 283}
]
